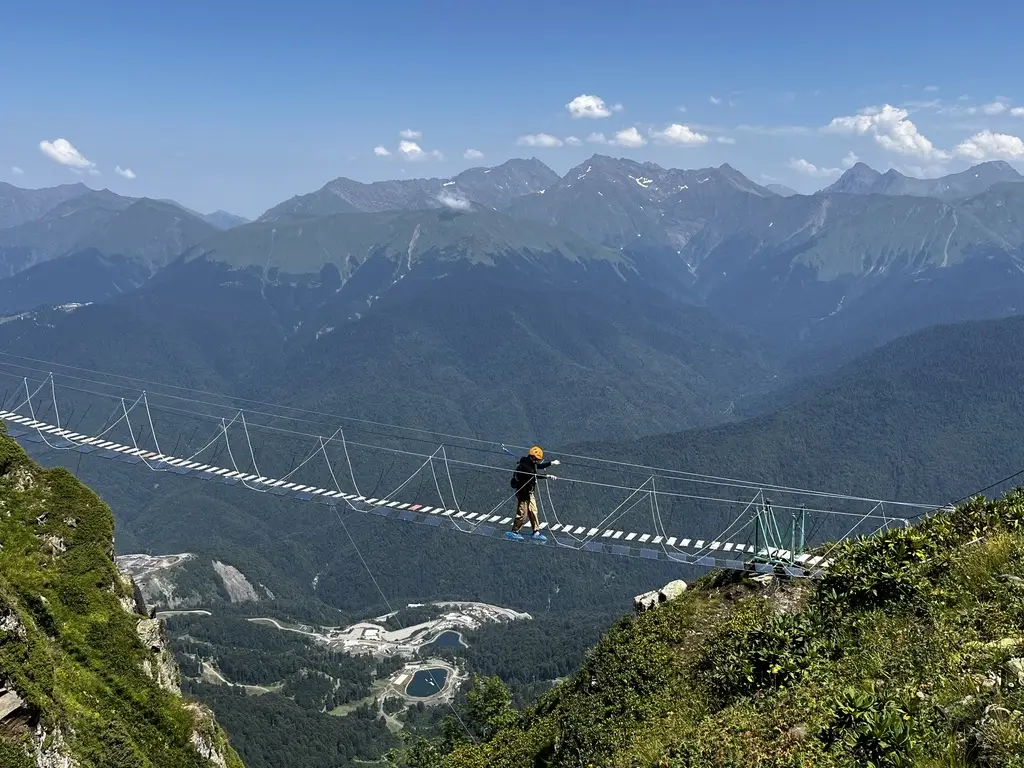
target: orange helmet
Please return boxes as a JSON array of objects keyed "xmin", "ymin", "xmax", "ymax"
[{"xmin": 529, "ymin": 445, "xmax": 544, "ymax": 461}]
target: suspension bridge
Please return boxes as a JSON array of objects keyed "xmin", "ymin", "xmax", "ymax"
[{"xmin": 0, "ymin": 359, "xmax": 945, "ymax": 580}]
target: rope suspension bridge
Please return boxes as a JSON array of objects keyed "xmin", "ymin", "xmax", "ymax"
[{"xmin": 0, "ymin": 355, "xmax": 946, "ymax": 580}]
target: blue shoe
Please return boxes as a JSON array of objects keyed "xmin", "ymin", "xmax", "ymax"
[
  {"xmin": 505, "ymin": 531, "xmax": 524, "ymax": 541},
  {"xmin": 530, "ymin": 532, "xmax": 547, "ymax": 542}
]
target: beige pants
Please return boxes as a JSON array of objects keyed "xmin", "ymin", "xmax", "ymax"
[{"xmin": 512, "ymin": 491, "xmax": 539, "ymax": 533}]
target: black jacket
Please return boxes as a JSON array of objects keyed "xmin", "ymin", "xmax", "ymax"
[{"xmin": 512, "ymin": 455, "xmax": 552, "ymax": 497}]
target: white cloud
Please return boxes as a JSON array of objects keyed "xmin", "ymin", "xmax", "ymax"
[
  {"xmin": 565, "ymin": 94, "xmax": 623, "ymax": 119},
  {"xmin": 374, "ymin": 146, "xmax": 391, "ymax": 157},
  {"xmin": 39, "ymin": 138, "xmax": 95, "ymax": 169},
  {"xmin": 87, "ymin": 169, "xmax": 101, "ymax": 176},
  {"xmin": 954, "ymin": 130, "xmax": 1024, "ymax": 161},
  {"xmin": 516, "ymin": 133, "xmax": 563, "ymax": 148},
  {"xmin": 825, "ymin": 104, "xmax": 949, "ymax": 161},
  {"xmin": 709, "ymin": 95, "xmax": 722, "ymax": 105},
  {"xmin": 399, "ymin": 129, "xmax": 422, "ymax": 140},
  {"xmin": 613, "ymin": 127, "xmax": 646, "ymax": 148},
  {"xmin": 716, "ymin": 136, "xmax": 736, "ymax": 145},
  {"xmin": 982, "ymin": 101, "xmax": 1008, "ymax": 115},
  {"xmin": 11, "ymin": 166, "xmax": 23, "ymax": 175},
  {"xmin": 651, "ymin": 123, "xmax": 709, "ymax": 146},
  {"xmin": 114, "ymin": 165, "xmax": 136, "ymax": 179},
  {"xmin": 577, "ymin": 129, "xmax": 637, "ymax": 146},
  {"xmin": 924, "ymin": 85, "xmax": 940, "ymax": 92},
  {"xmin": 1011, "ymin": 107, "xmax": 1024, "ymax": 117},
  {"xmin": 677, "ymin": 105, "xmax": 687, "ymax": 113},
  {"xmin": 788, "ymin": 158, "xmax": 841, "ymax": 178},
  {"xmin": 564, "ymin": 136, "xmax": 582, "ymax": 146},
  {"xmin": 437, "ymin": 192, "xmax": 473, "ymax": 211},
  {"xmin": 399, "ymin": 140, "xmax": 442, "ymax": 161},
  {"xmin": 463, "ymin": 148, "xmax": 483, "ymax": 160},
  {"xmin": 842, "ymin": 151, "xmax": 859, "ymax": 168}
]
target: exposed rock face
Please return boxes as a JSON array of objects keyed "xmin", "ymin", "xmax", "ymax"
[
  {"xmin": 33, "ymin": 725, "xmax": 79, "ymax": 768},
  {"xmin": 9, "ymin": 466, "xmax": 35, "ymax": 493},
  {"xmin": 211, "ymin": 561, "xmax": 259, "ymax": 603},
  {"xmin": 113, "ymin": 568, "xmax": 149, "ymax": 617},
  {"xmin": 186, "ymin": 704, "xmax": 229, "ymax": 768},
  {"xmin": 39, "ymin": 534, "xmax": 65, "ymax": 557},
  {"xmin": 1, "ymin": 607, "xmax": 26, "ymax": 639},
  {"xmin": 0, "ymin": 688, "xmax": 25, "ymax": 721},
  {"xmin": 633, "ymin": 579, "xmax": 687, "ymax": 614},
  {"xmin": 135, "ymin": 618, "xmax": 182, "ymax": 695}
]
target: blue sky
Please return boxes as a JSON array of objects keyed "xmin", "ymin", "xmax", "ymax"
[{"xmin": 4, "ymin": 0, "xmax": 1024, "ymax": 218}]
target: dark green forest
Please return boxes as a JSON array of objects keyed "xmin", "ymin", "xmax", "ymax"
[{"xmin": 185, "ymin": 684, "xmax": 395, "ymax": 768}]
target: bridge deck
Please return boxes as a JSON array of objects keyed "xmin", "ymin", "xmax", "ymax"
[{"xmin": 0, "ymin": 411, "xmax": 830, "ymax": 578}]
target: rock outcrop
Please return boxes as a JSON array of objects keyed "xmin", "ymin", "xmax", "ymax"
[
  {"xmin": 211, "ymin": 561, "xmax": 259, "ymax": 603},
  {"xmin": 633, "ymin": 579, "xmax": 687, "ymax": 614}
]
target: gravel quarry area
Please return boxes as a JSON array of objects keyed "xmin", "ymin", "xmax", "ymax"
[
  {"xmin": 116, "ymin": 552, "xmax": 194, "ymax": 579},
  {"xmin": 249, "ymin": 600, "xmax": 531, "ymax": 658}
]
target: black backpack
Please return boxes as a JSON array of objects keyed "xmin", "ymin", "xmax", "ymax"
[{"xmin": 510, "ymin": 459, "xmax": 526, "ymax": 490}]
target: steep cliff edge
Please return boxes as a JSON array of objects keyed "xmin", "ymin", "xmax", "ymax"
[
  {"xmin": 393, "ymin": 489, "xmax": 1024, "ymax": 767},
  {"xmin": 0, "ymin": 424, "xmax": 244, "ymax": 768}
]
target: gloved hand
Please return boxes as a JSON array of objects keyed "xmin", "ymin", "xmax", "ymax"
[{"xmin": 551, "ymin": 459, "xmax": 561, "ymax": 466}]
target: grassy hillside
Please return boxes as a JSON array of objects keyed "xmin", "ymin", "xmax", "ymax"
[
  {"xmin": 0, "ymin": 424, "xmax": 243, "ymax": 767},
  {"xmin": 397, "ymin": 488, "xmax": 1024, "ymax": 767}
]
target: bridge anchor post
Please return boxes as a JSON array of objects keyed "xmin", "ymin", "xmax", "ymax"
[{"xmin": 750, "ymin": 498, "xmax": 807, "ymax": 571}]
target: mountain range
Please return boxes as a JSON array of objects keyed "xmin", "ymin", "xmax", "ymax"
[
  {"xmin": 4, "ymin": 155, "xmax": 1024, "ymax": 359},
  {"xmin": 2, "ymin": 154, "xmax": 1024, "ymax": 435},
  {"xmin": 258, "ymin": 158, "xmax": 559, "ymax": 220},
  {"xmin": 824, "ymin": 159, "xmax": 1024, "ymax": 199},
  {"xmin": 6, "ymin": 153, "xmax": 1024, "ymax": 768}
]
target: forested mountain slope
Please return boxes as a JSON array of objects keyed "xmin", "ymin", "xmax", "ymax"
[
  {"xmin": 0, "ymin": 206, "xmax": 774, "ymax": 444},
  {"xmin": 0, "ymin": 194, "xmax": 219, "ymax": 314},
  {"xmin": 570, "ymin": 313, "xmax": 1024, "ymax": 521}
]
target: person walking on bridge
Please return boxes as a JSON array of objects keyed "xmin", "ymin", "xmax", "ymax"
[{"xmin": 507, "ymin": 445, "xmax": 558, "ymax": 542}]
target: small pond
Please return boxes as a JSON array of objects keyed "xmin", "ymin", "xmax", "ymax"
[
  {"xmin": 405, "ymin": 668, "xmax": 448, "ymax": 698},
  {"xmin": 429, "ymin": 631, "xmax": 468, "ymax": 649}
]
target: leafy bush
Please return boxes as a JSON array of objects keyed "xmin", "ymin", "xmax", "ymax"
[
  {"xmin": 695, "ymin": 600, "xmax": 818, "ymax": 706},
  {"xmin": 823, "ymin": 681, "xmax": 922, "ymax": 767}
]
